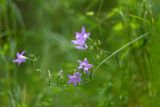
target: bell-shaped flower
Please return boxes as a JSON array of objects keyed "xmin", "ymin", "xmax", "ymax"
[
  {"xmin": 13, "ymin": 51, "xmax": 27, "ymax": 66},
  {"xmin": 68, "ymin": 72, "xmax": 81, "ymax": 86},
  {"xmin": 78, "ymin": 58, "xmax": 93, "ymax": 73},
  {"xmin": 72, "ymin": 26, "xmax": 90, "ymax": 50}
]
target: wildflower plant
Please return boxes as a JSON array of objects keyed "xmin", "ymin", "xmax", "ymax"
[{"xmin": 13, "ymin": 26, "xmax": 148, "ymax": 87}]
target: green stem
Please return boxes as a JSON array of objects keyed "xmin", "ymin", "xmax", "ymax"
[
  {"xmin": 51, "ymin": 33, "xmax": 148, "ymax": 87},
  {"xmin": 34, "ymin": 33, "xmax": 148, "ymax": 88},
  {"xmin": 92, "ymin": 32, "xmax": 148, "ymax": 76}
]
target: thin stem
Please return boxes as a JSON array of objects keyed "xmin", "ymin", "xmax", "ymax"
[
  {"xmin": 50, "ymin": 33, "xmax": 148, "ymax": 87},
  {"xmin": 97, "ymin": 0, "xmax": 104, "ymax": 16},
  {"xmin": 92, "ymin": 32, "xmax": 148, "ymax": 76},
  {"xmin": 30, "ymin": 60, "xmax": 48, "ymax": 80},
  {"xmin": 50, "ymin": 79, "xmax": 90, "ymax": 87},
  {"xmin": 30, "ymin": 33, "xmax": 148, "ymax": 88}
]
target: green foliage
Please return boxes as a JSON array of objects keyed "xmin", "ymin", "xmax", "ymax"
[{"xmin": 0, "ymin": 0, "xmax": 160, "ymax": 107}]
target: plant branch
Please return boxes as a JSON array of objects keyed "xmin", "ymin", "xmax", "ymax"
[{"xmin": 92, "ymin": 32, "xmax": 148, "ymax": 76}]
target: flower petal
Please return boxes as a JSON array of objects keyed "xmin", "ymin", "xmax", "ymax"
[
  {"xmin": 16, "ymin": 52, "xmax": 21, "ymax": 57},
  {"xmin": 75, "ymin": 45, "xmax": 87, "ymax": 50},
  {"xmin": 21, "ymin": 51, "xmax": 25, "ymax": 55},
  {"xmin": 13, "ymin": 58, "xmax": 21, "ymax": 63},
  {"xmin": 71, "ymin": 40, "xmax": 79, "ymax": 45},
  {"xmin": 81, "ymin": 26, "xmax": 86, "ymax": 34}
]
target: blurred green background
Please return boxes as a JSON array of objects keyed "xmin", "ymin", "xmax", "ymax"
[{"xmin": 0, "ymin": 0, "xmax": 160, "ymax": 107}]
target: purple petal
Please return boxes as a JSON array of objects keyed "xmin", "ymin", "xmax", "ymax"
[
  {"xmin": 21, "ymin": 51, "xmax": 25, "ymax": 55},
  {"xmin": 86, "ymin": 64, "xmax": 93, "ymax": 69},
  {"xmin": 16, "ymin": 52, "xmax": 21, "ymax": 57},
  {"xmin": 73, "ymin": 82, "xmax": 77, "ymax": 86},
  {"xmin": 74, "ymin": 72, "xmax": 81, "ymax": 77},
  {"xmin": 81, "ymin": 26, "xmax": 86, "ymax": 34},
  {"xmin": 78, "ymin": 66, "xmax": 82, "ymax": 69},
  {"xmin": 77, "ymin": 77, "xmax": 81, "ymax": 82},
  {"xmin": 83, "ymin": 32, "xmax": 90, "ymax": 40},
  {"xmin": 21, "ymin": 58, "xmax": 26, "ymax": 62},
  {"xmin": 75, "ymin": 45, "xmax": 87, "ymax": 50},
  {"xmin": 68, "ymin": 74, "xmax": 72, "ymax": 78},
  {"xmin": 83, "ymin": 67, "xmax": 89, "ymax": 71},
  {"xmin": 68, "ymin": 72, "xmax": 82, "ymax": 86},
  {"xmin": 75, "ymin": 33, "xmax": 81, "ymax": 39},
  {"xmin": 72, "ymin": 40, "xmax": 79, "ymax": 45},
  {"xmin": 13, "ymin": 58, "xmax": 21, "ymax": 63},
  {"xmin": 83, "ymin": 70, "xmax": 89, "ymax": 74},
  {"xmin": 84, "ymin": 58, "xmax": 88, "ymax": 63}
]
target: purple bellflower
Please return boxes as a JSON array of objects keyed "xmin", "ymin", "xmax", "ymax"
[
  {"xmin": 78, "ymin": 58, "xmax": 93, "ymax": 73},
  {"xmin": 13, "ymin": 51, "xmax": 27, "ymax": 66},
  {"xmin": 68, "ymin": 72, "xmax": 82, "ymax": 86},
  {"xmin": 72, "ymin": 26, "xmax": 90, "ymax": 50}
]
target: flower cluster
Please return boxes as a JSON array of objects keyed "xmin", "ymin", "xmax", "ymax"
[
  {"xmin": 68, "ymin": 58, "xmax": 93, "ymax": 86},
  {"xmin": 13, "ymin": 26, "xmax": 93, "ymax": 86},
  {"xmin": 12, "ymin": 26, "xmax": 147, "ymax": 88},
  {"xmin": 72, "ymin": 26, "xmax": 90, "ymax": 50},
  {"xmin": 68, "ymin": 26, "xmax": 93, "ymax": 86}
]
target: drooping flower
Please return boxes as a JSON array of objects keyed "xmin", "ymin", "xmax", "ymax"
[
  {"xmin": 68, "ymin": 72, "xmax": 81, "ymax": 86},
  {"xmin": 78, "ymin": 58, "xmax": 93, "ymax": 73},
  {"xmin": 72, "ymin": 26, "xmax": 90, "ymax": 50},
  {"xmin": 13, "ymin": 51, "xmax": 27, "ymax": 66}
]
